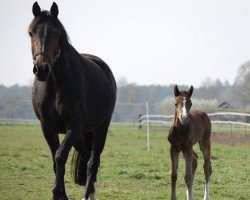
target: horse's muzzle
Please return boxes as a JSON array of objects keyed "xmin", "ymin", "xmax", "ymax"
[{"xmin": 33, "ymin": 63, "xmax": 51, "ymax": 81}]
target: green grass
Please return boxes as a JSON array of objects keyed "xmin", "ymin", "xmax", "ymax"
[{"xmin": 0, "ymin": 124, "xmax": 249, "ymax": 199}]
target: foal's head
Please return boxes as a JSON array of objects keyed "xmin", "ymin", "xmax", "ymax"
[
  {"xmin": 28, "ymin": 2, "xmax": 64, "ymax": 81},
  {"xmin": 174, "ymin": 85, "xmax": 193, "ymax": 125}
]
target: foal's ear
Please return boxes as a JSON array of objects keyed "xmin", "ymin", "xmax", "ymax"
[
  {"xmin": 174, "ymin": 85, "xmax": 180, "ymax": 97},
  {"xmin": 50, "ymin": 2, "xmax": 59, "ymax": 18},
  {"xmin": 188, "ymin": 86, "xmax": 193, "ymax": 97},
  {"xmin": 32, "ymin": 2, "xmax": 41, "ymax": 17}
]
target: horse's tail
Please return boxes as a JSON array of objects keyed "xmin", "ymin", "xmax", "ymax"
[{"xmin": 71, "ymin": 150, "xmax": 88, "ymax": 186}]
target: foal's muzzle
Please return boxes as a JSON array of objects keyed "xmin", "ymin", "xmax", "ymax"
[
  {"xmin": 33, "ymin": 63, "xmax": 51, "ymax": 81},
  {"xmin": 179, "ymin": 114, "xmax": 189, "ymax": 125}
]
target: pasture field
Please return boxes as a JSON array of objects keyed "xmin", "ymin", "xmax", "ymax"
[{"xmin": 0, "ymin": 124, "xmax": 249, "ymax": 200}]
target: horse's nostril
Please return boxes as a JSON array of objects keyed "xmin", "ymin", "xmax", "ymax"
[{"xmin": 33, "ymin": 64, "xmax": 38, "ymax": 75}]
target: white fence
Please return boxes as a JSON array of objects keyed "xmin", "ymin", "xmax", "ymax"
[
  {"xmin": 139, "ymin": 108, "xmax": 250, "ymax": 150},
  {"xmin": 0, "ymin": 118, "xmax": 39, "ymax": 125}
]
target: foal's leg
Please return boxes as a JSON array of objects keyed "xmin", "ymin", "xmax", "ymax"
[
  {"xmin": 199, "ymin": 140, "xmax": 212, "ymax": 200},
  {"xmin": 83, "ymin": 121, "xmax": 109, "ymax": 200},
  {"xmin": 52, "ymin": 118, "xmax": 82, "ymax": 200},
  {"xmin": 192, "ymin": 151, "xmax": 198, "ymax": 178},
  {"xmin": 183, "ymin": 148, "xmax": 194, "ymax": 200},
  {"xmin": 170, "ymin": 145, "xmax": 180, "ymax": 200}
]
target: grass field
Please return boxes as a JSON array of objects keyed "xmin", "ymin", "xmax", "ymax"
[{"xmin": 0, "ymin": 124, "xmax": 249, "ymax": 200}]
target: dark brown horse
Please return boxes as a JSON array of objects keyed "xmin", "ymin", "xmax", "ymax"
[
  {"xmin": 28, "ymin": 2, "xmax": 116, "ymax": 200},
  {"xmin": 168, "ymin": 85, "xmax": 212, "ymax": 200}
]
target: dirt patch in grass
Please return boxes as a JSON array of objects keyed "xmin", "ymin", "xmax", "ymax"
[{"xmin": 212, "ymin": 132, "xmax": 250, "ymax": 144}]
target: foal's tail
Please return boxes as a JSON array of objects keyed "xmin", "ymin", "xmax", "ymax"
[{"xmin": 71, "ymin": 150, "xmax": 88, "ymax": 186}]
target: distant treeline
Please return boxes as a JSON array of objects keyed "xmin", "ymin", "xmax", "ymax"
[
  {"xmin": 1, "ymin": 60, "xmax": 250, "ymax": 121},
  {"xmin": 0, "ymin": 79, "xmax": 233, "ymax": 121}
]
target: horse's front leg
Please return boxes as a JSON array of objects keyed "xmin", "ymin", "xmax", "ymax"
[
  {"xmin": 52, "ymin": 118, "xmax": 82, "ymax": 200},
  {"xmin": 183, "ymin": 148, "xmax": 194, "ymax": 200},
  {"xmin": 41, "ymin": 124, "xmax": 60, "ymax": 174},
  {"xmin": 170, "ymin": 145, "xmax": 180, "ymax": 200}
]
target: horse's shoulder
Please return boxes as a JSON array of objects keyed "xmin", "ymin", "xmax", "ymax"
[{"xmin": 168, "ymin": 126, "xmax": 179, "ymax": 142}]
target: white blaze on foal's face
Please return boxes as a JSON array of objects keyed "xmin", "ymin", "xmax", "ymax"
[
  {"xmin": 182, "ymin": 97, "xmax": 188, "ymax": 118},
  {"xmin": 175, "ymin": 96, "xmax": 190, "ymax": 124}
]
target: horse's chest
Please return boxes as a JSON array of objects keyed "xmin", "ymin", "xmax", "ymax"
[
  {"xmin": 34, "ymin": 90, "xmax": 72, "ymax": 122},
  {"xmin": 168, "ymin": 126, "xmax": 193, "ymax": 151},
  {"xmin": 54, "ymin": 92, "xmax": 66, "ymax": 115}
]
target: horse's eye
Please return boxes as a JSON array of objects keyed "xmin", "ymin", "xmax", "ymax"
[
  {"xmin": 174, "ymin": 102, "xmax": 177, "ymax": 107},
  {"xmin": 29, "ymin": 32, "xmax": 33, "ymax": 37}
]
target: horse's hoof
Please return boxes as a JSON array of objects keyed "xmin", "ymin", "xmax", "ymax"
[
  {"xmin": 82, "ymin": 193, "xmax": 97, "ymax": 200},
  {"xmin": 52, "ymin": 194, "xmax": 68, "ymax": 200},
  {"xmin": 52, "ymin": 197, "xmax": 68, "ymax": 200}
]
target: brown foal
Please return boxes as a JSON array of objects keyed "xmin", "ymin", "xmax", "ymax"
[{"xmin": 168, "ymin": 85, "xmax": 212, "ymax": 200}]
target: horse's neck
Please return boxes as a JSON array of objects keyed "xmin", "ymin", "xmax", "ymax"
[{"xmin": 51, "ymin": 47, "xmax": 74, "ymax": 87}]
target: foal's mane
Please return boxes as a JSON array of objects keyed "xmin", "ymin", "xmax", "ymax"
[{"xmin": 29, "ymin": 10, "xmax": 70, "ymax": 48}]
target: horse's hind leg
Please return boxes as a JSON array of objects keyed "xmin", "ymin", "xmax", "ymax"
[
  {"xmin": 83, "ymin": 121, "xmax": 110, "ymax": 200},
  {"xmin": 199, "ymin": 139, "xmax": 212, "ymax": 200},
  {"xmin": 72, "ymin": 132, "xmax": 92, "ymax": 186}
]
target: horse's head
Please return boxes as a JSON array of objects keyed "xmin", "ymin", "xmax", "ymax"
[
  {"xmin": 174, "ymin": 85, "xmax": 193, "ymax": 125},
  {"xmin": 28, "ymin": 2, "xmax": 61, "ymax": 81}
]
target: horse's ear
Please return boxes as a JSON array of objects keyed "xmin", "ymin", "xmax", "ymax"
[
  {"xmin": 188, "ymin": 86, "xmax": 193, "ymax": 97},
  {"xmin": 50, "ymin": 2, "xmax": 59, "ymax": 18},
  {"xmin": 32, "ymin": 2, "xmax": 41, "ymax": 17},
  {"xmin": 174, "ymin": 85, "xmax": 180, "ymax": 97}
]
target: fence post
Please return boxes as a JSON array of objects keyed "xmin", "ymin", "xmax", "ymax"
[
  {"xmin": 146, "ymin": 102, "xmax": 150, "ymax": 151},
  {"xmin": 245, "ymin": 115, "xmax": 247, "ymax": 140},
  {"xmin": 219, "ymin": 114, "xmax": 221, "ymax": 133},
  {"xmin": 230, "ymin": 114, "xmax": 232, "ymax": 136}
]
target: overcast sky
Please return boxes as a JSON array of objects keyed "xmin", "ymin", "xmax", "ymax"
[{"xmin": 1, "ymin": 0, "xmax": 250, "ymax": 87}]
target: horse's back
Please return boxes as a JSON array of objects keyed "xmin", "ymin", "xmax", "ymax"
[
  {"xmin": 81, "ymin": 53, "xmax": 116, "ymax": 91},
  {"xmin": 77, "ymin": 53, "xmax": 116, "ymax": 128}
]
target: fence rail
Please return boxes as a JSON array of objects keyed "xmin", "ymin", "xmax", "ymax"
[
  {"xmin": 139, "ymin": 110, "xmax": 250, "ymax": 150},
  {"xmin": 0, "ymin": 118, "xmax": 39, "ymax": 125},
  {"xmin": 139, "ymin": 112, "xmax": 250, "ymax": 127}
]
